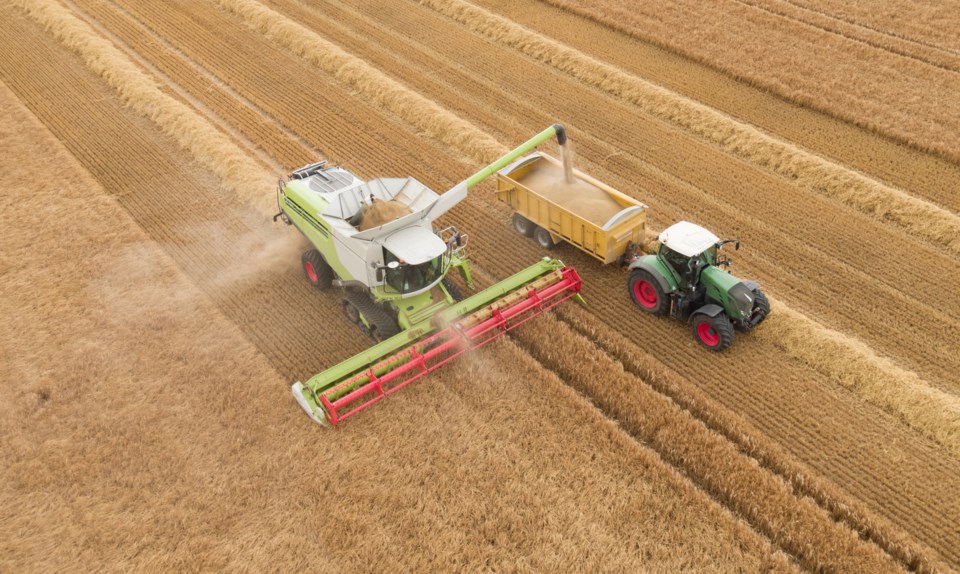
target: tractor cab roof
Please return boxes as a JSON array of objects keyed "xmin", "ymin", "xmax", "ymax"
[{"xmin": 658, "ymin": 221, "xmax": 719, "ymax": 257}]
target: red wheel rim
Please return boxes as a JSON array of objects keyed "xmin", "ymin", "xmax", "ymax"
[
  {"xmin": 633, "ymin": 280, "xmax": 658, "ymax": 308},
  {"xmin": 304, "ymin": 261, "xmax": 318, "ymax": 284},
  {"xmin": 697, "ymin": 322, "xmax": 720, "ymax": 346}
]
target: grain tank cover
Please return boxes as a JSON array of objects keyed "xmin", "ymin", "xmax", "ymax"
[
  {"xmin": 382, "ymin": 226, "xmax": 446, "ymax": 265},
  {"xmin": 658, "ymin": 221, "xmax": 719, "ymax": 257}
]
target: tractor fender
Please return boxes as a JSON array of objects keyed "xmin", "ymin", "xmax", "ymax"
[
  {"xmin": 742, "ymin": 280, "xmax": 760, "ymax": 292},
  {"xmin": 691, "ymin": 303, "xmax": 725, "ymax": 320},
  {"xmin": 627, "ymin": 258, "xmax": 676, "ymax": 295}
]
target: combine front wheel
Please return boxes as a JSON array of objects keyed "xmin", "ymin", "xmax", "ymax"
[{"xmin": 691, "ymin": 313, "xmax": 734, "ymax": 352}]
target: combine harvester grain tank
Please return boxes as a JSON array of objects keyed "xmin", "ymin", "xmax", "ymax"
[{"xmin": 276, "ymin": 125, "xmax": 583, "ymax": 426}]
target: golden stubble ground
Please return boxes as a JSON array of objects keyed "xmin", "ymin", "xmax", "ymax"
[{"xmin": 0, "ymin": 82, "xmax": 793, "ymax": 572}]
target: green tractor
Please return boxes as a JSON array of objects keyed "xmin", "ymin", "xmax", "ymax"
[{"xmin": 627, "ymin": 221, "xmax": 770, "ymax": 351}]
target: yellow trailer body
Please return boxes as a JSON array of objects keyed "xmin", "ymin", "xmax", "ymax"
[{"xmin": 496, "ymin": 152, "xmax": 647, "ymax": 265}]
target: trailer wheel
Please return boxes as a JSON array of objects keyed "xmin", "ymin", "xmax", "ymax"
[
  {"xmin": 627, "ymin": 269, "xmax": 668, "ymax": 315},
  {"xmin": 691, "ymin": 313, "xmax": 735, "ymax": 352},
  {"xmin": 302, "ymin": 249, "xmax": 333, "ymax": 290},
  {"xmin": 512, "ymin": 214, "xmax": 535, "ymax": 237},
  {"xmin": 533, "ymin": 227, "xmax": 556, "ymax": 250}
]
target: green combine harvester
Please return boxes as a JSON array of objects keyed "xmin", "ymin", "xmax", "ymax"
[{"xmin": 275, "ymin": 125, "xmax": 583, "ymax": 426}]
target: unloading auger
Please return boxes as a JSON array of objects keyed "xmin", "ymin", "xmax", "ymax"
[{"xmin": 276, "ymin": 125, "xmax": 583, "ymax": 426}]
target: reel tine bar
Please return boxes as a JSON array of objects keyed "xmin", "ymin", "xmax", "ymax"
[{"xmin": 319, "ymin": 266, "xmax": 582, "ymax": 425}]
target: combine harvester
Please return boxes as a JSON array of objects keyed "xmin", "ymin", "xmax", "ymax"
[{"xmin": 275, "ymin": 125, "xmax": 583, "ymax": 426}]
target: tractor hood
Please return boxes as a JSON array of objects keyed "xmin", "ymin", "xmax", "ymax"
[{"xmin": 381, "ymin": 226, "xmax": 445, "ymax": 265}]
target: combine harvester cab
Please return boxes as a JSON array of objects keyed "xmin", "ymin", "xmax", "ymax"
[{"xmin": 276, "ymin": 124, "xmax": 584, "ymax": 426}]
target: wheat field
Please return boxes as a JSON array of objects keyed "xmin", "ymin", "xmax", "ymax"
[{"xmin": 2, "ymin": 0, "xmax": 959, "ymax": 571}]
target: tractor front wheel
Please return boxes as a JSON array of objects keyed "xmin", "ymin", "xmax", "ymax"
[
  {"xmin": 302, "ymin": 249, "xmax": 333, "ymax": 290},
  {"xmin": 512, "ymin": 214, "xmax": 535, "ymax": 237},
  {"xmin": 691, "ymin": 312, "xmax": 735, "ymax": 352},
  {"xmin": 627, "ymin": 269, "xmax": 668, "ymax": 315},
  {"xmin": 751, "ymin": 287, "xmax": 771, "ymax": 325}
]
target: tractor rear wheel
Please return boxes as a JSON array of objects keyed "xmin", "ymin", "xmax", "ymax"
[
  {"xmin": 627, "ymin": 269, "xmax": 668, "ymax": 315},
  {"xmin": 512, "ymin": 214, "xmax": 535, "ymax": 237},
  {"xmin": 302, "ymin": 249, "xmax": 333, "ymax": 290},
  {"xmin": 691, "ymin": 312, "xmax": 735, "ymax": 352},
  {"xmin": 533, "ymin": 226, "xmax": 556, "ymax": 250}
]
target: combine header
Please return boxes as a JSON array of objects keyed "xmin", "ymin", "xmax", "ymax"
[{"xmin": 276, "ymin": 125, "xmax": 583, "ymax": 426}]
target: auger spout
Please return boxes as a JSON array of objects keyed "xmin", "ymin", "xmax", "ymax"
[{"xmin": 464, "ymin": 124, "xmax": 566, "ymax": 189}]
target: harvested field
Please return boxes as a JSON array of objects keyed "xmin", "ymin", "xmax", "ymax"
[{"xmin": 3, "ymin": 0, "xmax": 959, "ymax": 571}]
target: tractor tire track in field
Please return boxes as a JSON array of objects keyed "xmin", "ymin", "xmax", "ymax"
[
  {"xmin": 511, "ymin": 314, "xmax": 916, "ymax": 573},
  {"xmin": 535, "ymin": 0, "xmax": 960, "ymax": 165},
  {"xmin": 552, "ymin": 302, "xmax": 951, "ymax": 573},
  {"xmin": 736, "ymin": 0, "xmax": 960, "ymax": 74},
  {"xmin": 9, "ymin": 0, "xmax": 960, "ymax": 568},
  {"xmin": 64, "ymin": 0, "xmax": 321, "ymax": 171},
  {"xmin": 47, "ymin": 0, "xmax": 960, "ymax": 568}
]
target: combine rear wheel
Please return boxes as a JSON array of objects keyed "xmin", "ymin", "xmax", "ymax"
[
  {"xmin": 512, "ymin": 214, "xmax": 535, "ymax": 237},
  {"xmin": 627, "ymin": 269, "xmax": 668, "ymax": 315},
  {"xmin": 691, "ymin": 312, "xmax": 735, "ymax": 352},
  {"xmin": 301, "ymin": 249, "xmax": 333, "ymax": 290}
]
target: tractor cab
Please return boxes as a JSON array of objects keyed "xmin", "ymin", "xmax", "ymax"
[{"xmin": 656, "ymin": 221, "xmax": 721, "ymax": 291}]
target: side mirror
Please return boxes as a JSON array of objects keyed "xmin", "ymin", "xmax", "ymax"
[{"xmin": 735, "ymin": 240, "xmax": 741, "ymax": 251}]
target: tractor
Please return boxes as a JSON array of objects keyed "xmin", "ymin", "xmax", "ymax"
[{"xmin": 626, "ymin": 221, "xmax": 770, "ymax": 351}]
